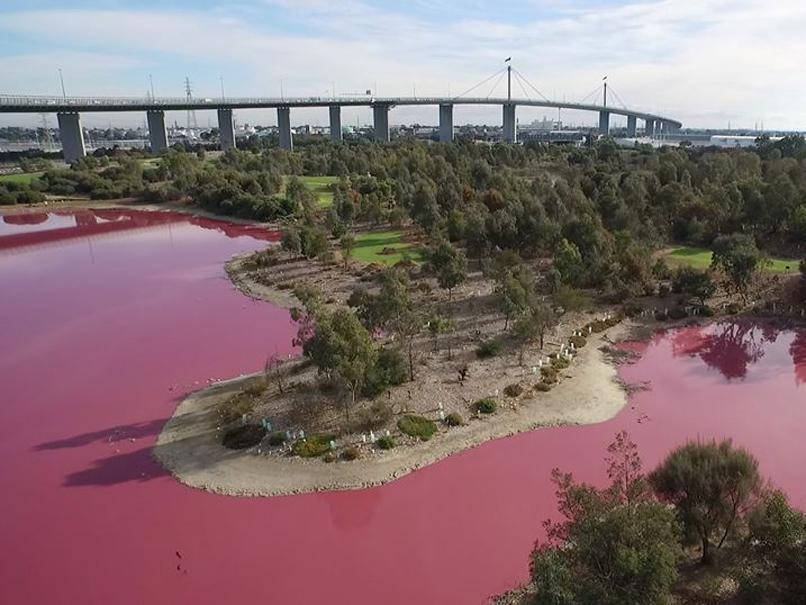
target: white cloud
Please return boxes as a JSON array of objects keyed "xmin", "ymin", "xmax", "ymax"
[{"xmin": 0, "ymin": 1, "xmax": 805, "ymax": 129}]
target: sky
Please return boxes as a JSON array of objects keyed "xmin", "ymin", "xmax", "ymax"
[{"xmin": 1, "ymin": 0, "xmax": 805, "ymax": 131}]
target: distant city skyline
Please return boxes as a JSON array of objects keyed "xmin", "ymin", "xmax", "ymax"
[{"xmin": 1, "ymin": 0, "xmax": 805, "ymax": 130}]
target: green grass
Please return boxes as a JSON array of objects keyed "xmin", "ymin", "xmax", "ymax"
[
  {"xmin": 352, "ymin": 230, "xmax": 423, "ymax": 265},
  {"xmin": 665, "ymin": 246, "xmax": 799, "ymax": 274},
  {"xmin": 281, "ymin": 175, "xmax": 338, "ymax": 208},
  {"xmin": 0, "ymin": 172, "xmax": 43, "ymax": 184}
]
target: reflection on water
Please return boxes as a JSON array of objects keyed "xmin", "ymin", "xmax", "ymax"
[{"xmin": 668, "ymin": 321, "xmax": 795, "ymax": 381}]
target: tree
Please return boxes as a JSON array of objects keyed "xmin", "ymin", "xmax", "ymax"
[
  {"xmin": 671, "ymin": 267, "xmax": 716, "ymax": 306},
  {"xmin": 305, "ymin": 307, "xmax": 376, "ymax": 414},
  {"xmin": 531, "ymin": 432, "xmax": 680, "ymax": 605},
  {"xmin": 428, "ymin": 240, "xmax": 467, "ymax": 300},
  {"xmin": 426, "ymin": 313, "xmax": 455, "ymax": 356},
  {"xmin": 495, "ymin": 264, "xmax": 534, "ymax": 330},
  {"xmin": 340, "ymin": 233, "xmax": 355, "ymax": 267},
  {"xmin": 553, "ymin": 238, "xmax": 585, "ymax": 287},
  {"xmin": 711, "ymin": 233, "xmax": 762, "ymax": 302},
  {"xmin": 743, "ymin": 490, "xmax": 806, "ymax": 604},
  {"xmin": 513, "ymin": 301, "xmax": 556, "ymax": 365},
  {"xmin": 649, "ymin": 439, "xmax": 763, "ymax": 564}
]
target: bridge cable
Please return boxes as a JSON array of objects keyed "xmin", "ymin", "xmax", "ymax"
[
  {"xmin": 485, "ymin": 71, "xmax": 508, "ymax": 99},
  {"xmin": 450, "ymin": 68, "xmax": 507, "ymax": 101},
  {"xmin": 513, "ymin": 71, "xmax": 533, "ymax": 102},
  {"xmin": 577, "ymin": 84, "xmax": 603, "ymax": 105},
  {"xmin": 606, "ymin": 85, "xmax": 629, "ymax": 110},
  {"xmin": 511, "ymin": 68, "xmax": 551, "ymax": 102}
]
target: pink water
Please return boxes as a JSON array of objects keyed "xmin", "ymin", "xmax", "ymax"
[{"xmin": 1, "ymin": 210, "xmax": 804, "ymax": 605}]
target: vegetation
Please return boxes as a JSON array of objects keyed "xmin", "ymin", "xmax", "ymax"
[
  {"xmin": 444, "ymin": 412, "xmax": 464, "ymax": 426},
  {"xmin": 292, "ymin": 434, "xmax": 336, "ymax": 458},
  {"xmin": 222, "ymin": 424, "xmax": 267, "ymax": 450},
  {"xmin": 216, "ymin": 392, "xmax": 258, "ymax": 425},
  {"xmin": 352, "ymin": 230, "xmax": 421, "ymax": 265},
  {"xmin": 474, "ymin": 398, "xmax": 497, "ymax": 414},
  {"xmin": 376, "ymin": 435, "xmax": 396, "ymax": 450},
  {"xmin": 397, "ymin": 414, "xmax": 438, "ymax": 441}
]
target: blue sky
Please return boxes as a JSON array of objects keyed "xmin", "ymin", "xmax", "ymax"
[{"xmin": 1, "ymin": 0, "xmax": 805, "ymax": 130}]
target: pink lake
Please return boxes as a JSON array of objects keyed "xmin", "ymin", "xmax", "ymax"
[{"xmin": 1, "ymin": 209, "xmax": 804, "ymax": 605}]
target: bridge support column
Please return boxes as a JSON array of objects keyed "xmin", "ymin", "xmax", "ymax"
[
  {"xmin": 439, "ymin": 104, "xmax": 454, "ymax": 143},
  {"xmin": 277, "ymin": 107, "xmax": 293, "ymax": 150},
  {"xmin": 372, "ymin": 104, "xmax": 390, "ymax": 143},
  {"xmin": 57, "ymin": 112, "xmax": 86, "ymax": 163},
  {"xmin": 626, "ymin": 115, "xmax": 637, "ymax": 138},
  {"xmin": 329, "ymin": 106, "xmax": 342, "ymax": 143},
  {"xmin": 598, "ymin": 111, "xmax": 610, "ymax": 135},
  {"xmin": 645, "ymin": 119, "xmax": 655, "ymax": 138},
  {"xmin": 502, "ymin": 103, "xmax": 517, "ymax": 143},
  {"xmin": 146, "ymin": 110, "xmax": 169, "ymax": 154},
  {"xmin": 217, "ymin": 108, "xmax": 235, "ymax": 151}
]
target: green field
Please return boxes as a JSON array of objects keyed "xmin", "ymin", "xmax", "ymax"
[
  {"xmin": 282, "ymin": 175, "xmax": 338, "ymax": 208},
  {"xmin": 0, "ymin": 171, "xmax": 43, "ymax": 184},
  {"xmin": 353, "ymin": 230, "xmax": 423, "ymax": 265},
  {"xmin": 665, "ymin": 246, "xmax": 800, "ymax": 274}
]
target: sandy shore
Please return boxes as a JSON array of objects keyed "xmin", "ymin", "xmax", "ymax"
[{"xmin": 154, "ymin": 321, "xmax": 631, "ymax": 497}]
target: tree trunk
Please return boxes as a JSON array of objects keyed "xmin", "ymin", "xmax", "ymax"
[{"xmin": 701, "ymin": 537, "xmax": 712, "ymax": 565}]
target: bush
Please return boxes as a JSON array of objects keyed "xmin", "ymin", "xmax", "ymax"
[
  {"xmin": 364, "ymin": 347, "xmax": 408, "ymax": 397},
  {"xmin": 476, "ymin": 339, "xmax": 502, "ymax": 359},
  {"xmin": 658, "ymin": 283, "xmax": 671, "ymax": 297},
  {"xmin": 242, "ymin": 378, "xmax": 268, "ymax": 397},
  {"xmin": 216, "ymin": 393, "xmax": 256, "ymax": 425},
  {"xmin": 268, "ymin": 431, "xmax": 287, "ymax": 446},
  {"xmin": 397, "ymin": 415, "xmax": 438, "ymax": 441},
  {"xmin": 541, "ymin": 366, "xmax": 559, "ymax": 384},
  {"xmin": 292, "ymin": 434, "xmax": 336, "ymax": 457},
  {"xmin": 696, "ymin": 305, "xmax": 715, "ymax": 317},
  {"xmin": 654, "ymin": 309, "xmax": 669, "ymax": 321},
  {"xmin": 551, "ymin": 355, "xmax": 570, "ymax": 370},
  {"xmin": 376, "ymin": 436, "xmax": 396, "ymax": 450},
  {"xmin": 569, "ymin": 335, "xmax": 587, "ymax": 349},
  {"xmin": 475, "ymin": 398, "xmax": 497, "ymax": 414},
  {"xmin": 668, "ymin": 306, "xmax": 688, "ymax": 320},
  {"xmin": 444, "ymin": 412, "xmax": 464, "ymax": 426},
  {"xmin": 222, "ymin": 424, "xmax": 267, "ymax": 450},
  {"xmin": 341, "ymin": 446, "xmax": 360, "ymax": 460},
  {"xmin": 323, "ymin": 452, "xmax": 336, "ymax": 463},
  {"xmin": 354, "ymin": 401, "xmax": 393, "ymax": 433},
  {"xmin": 622, "ymin": 301, "xmax": 644, "ymax": 318},
  {"xmin": 535, "ymin": 382, "xmax": 552, "ymax": 392},
  {"xmin": 504, "ymin": 383, "xmax": 524, "ymax": 397},
  {"xmin": 726, "ymin": 302, "xmax": 742, "ymax": 315}
]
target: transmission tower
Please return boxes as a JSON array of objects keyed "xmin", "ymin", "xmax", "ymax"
[{"xmin": 184, "ymin": 77, "xmax": 198, "ymax": 132}]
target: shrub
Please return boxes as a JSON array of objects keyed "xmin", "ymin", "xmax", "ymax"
[
  {"xmin": 222, "ymin": 424, "xmax": 267, "ymax": 450},
  {"xmin": 569, "ymin": 334, "xmax": 587, "ymax": 349},
  {"xmin": 668, "ymin": 306, "xmax": 688, "ymax": 320},
  {"xmin": 354, "ymin": 401, "xmax": 393, "ymax": 433},
  {"xmin": 444, "ymin": 412, "xmax": 464, "ymax": 426},
  {"xmin": 535, "ymin": 382, "xmax": 552, "ymax": 392},
  {"xmin": 216, "ymin": 393, "xmax": 256, "ymax": 425},
  {"xmin": 475, "ymin": 398, "xmax": 497, "ymax": 414},
  {"xmin": 654, "ymin": 309, "xmax": 669, "ymax": 321},
  {"xmin": 726, "ymin": 302, "xmax": 742, "ymax": 315},
  {"xmin": 341, "ymin": 446, "xmax": 360, "ymax": 460},
  {"xmin": 323, "ymin": 452, "xmax": 336, "ymax": 463},
  {"xmin": 551, "ymin": 355, "xmax": 570, "ymax": 370},
  {"xmin": 292, "ymin": 434, "xmax": 336, "ymax": 457},
  {"xmin": 622, "ymin": 301, "xmax": 644, "ymax": 318},
  {"xmin": 397, "ymin": 415, "xmax": 438, "ymax": 441},
  {"xmin": 658, "ymin": 283, "xmax": 671, "ymax": 297},
  {"xmin": 696, "ymin": 305, "xmax": 715, "ymax": 317},
  {"xmin": 242, "ymin": 378, "xmax": 268, "ymax": 397},
  {"xmin": 541, "ymin": 366, "xmax": 559, "ymax": 384},
  {"xmin": 476, "ymin": 339, "xmax": 502, "ymax": 359},
  {"xmin": 268, "ymin": 431, "xmax": 287, "ymax": 446},
  {"xmin": 376, "ymin": 436, "xmax": 396, "ymax": 450},
  {"xmin": 504, "ymin": 383, "xmax": 524, "ymax": 397},
  {"xmin": 364, "ymin": 347, "xmax": 408, "ymax": 397}
]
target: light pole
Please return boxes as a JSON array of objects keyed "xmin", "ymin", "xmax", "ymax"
[{"xmin": 149, "ymin": 74, "xmax": 155, "ymax": 100}]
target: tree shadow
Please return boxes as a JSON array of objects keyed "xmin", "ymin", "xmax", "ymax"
[{"xmin": 35, "ymin": 417, "xmax": 169, "ymax": 451}]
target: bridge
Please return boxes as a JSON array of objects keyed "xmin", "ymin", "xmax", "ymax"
[{"xmin": 0, "ymin": 76, "xmax": 682, "ymax": 162}]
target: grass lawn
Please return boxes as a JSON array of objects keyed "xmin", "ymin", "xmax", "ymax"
[
  {"xmin": 0, "ymin": 171, "xmax": 43, "ymax": 185},
  {"xmin": 282, "ymin": 175, "xmax": 338, "ymax": 208},
  {"xmin": 353, "ymin": 230, "xmax": 423, "ymax": 265},
  {"xmin": 665, "ymin": 246, "xmax": 800, "ymax": 274}
]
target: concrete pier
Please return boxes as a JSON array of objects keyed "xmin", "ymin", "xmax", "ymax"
[
  {"xmin": 146, "ymin": 110, "xmax": 169, "ymax": 154},
  {"xmin": 277, "ymin": 107, "xmax": 293, "ymax": 150},
  {"xmin": 626, "ymin": 115, "xmax": 637, "ymax": 137},
  {"xmin": 439, "ymin": 104, "xmax": 454, "ymax": 143},
  {"xmin": 502, "ymin": 104, "xmax": 517, "ymax": 143},
  {"xmin": 217, "ymin": 108, "xmax": 235, "ymax": 151},
  {"xmin": 372, "ymin": 104, "xmax": 390, "ymax": 143},
  {"xmin": 645, "ymin": 119, "xmax": 655, "ymax": 138},
  {"xmin": 598, "ymin": 110, "xmax": 610, "ymax": 135},
  {"xmin": 329, "ymin": 106, "xmax": 342, "ymax": 143},
  {"xmin": 57, "ymin": 112, "xmax": 86, "ymax": 163}
]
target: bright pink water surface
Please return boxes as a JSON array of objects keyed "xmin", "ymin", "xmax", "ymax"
[{"xmin": 1, "ymin": 210, "xmax": 804, "ymax": 605}]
